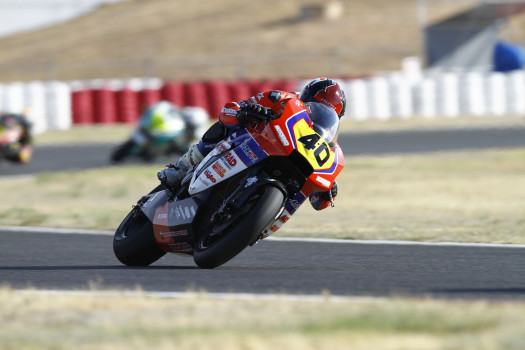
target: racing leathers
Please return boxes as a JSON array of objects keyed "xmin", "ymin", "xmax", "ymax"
[{"xmin": 157, "ymin": 90, "xmax": 339, "ymax": 215}]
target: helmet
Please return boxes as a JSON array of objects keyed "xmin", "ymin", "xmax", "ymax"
[
  {"xmin": 304, "ymin": 102, "xmax": 340, "ymax": 144},
  {"xmin": 299, "ymin": 77, "xmax": 346, "ymax": 118},
  {"xmin": 181, "ymin": 106, "xmax": 210, "ymax": 139},
  {"xmin": 140, "ymin": 101, "xmax": 184, "ymax": 133}
]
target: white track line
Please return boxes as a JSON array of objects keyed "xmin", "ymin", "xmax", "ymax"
[
  {"xmin": 15, "ymin": 289, "xmax": 386, "ymax": 303},
  {"xmin": 2, "ymin": 224, "xmax": 525, "ymax": 249}
]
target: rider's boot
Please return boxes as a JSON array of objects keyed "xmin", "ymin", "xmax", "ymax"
[{"xmin": 157, "ymin": 144, "xmax": 204, "ymax": 192}]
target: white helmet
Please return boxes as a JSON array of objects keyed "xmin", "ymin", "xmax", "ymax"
[{"xmin": 181, "ymin": 106, "xmax": 210, "ymax": 140}]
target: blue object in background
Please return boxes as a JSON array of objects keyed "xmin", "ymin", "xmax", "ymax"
[{"xmin": 494, "ymin": 41, "xmax": 525, "ymax": 72}]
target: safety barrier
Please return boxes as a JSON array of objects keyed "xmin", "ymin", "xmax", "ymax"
[{"xmin": 1, "ymin": 71, "xmax": 524, "ymax": 133}]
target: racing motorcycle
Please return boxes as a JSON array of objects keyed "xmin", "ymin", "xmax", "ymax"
[
  {"xmin": 110, "ymin": 103, "xmax": 208, "ymax": 163},
  {"xmin": 0, "ymin": 123, "xmax": 25, "ymax": 165},
  {"xmin": 110, "ymin": 113, "xmax": 189, "ymax": 163},
  {"xmin": 113, "ymin": 98, "xmax": 344, "ymax": 268},
  {"xmin": 110, "ymin": 126, "xmax": 188, "ymax": 163}
]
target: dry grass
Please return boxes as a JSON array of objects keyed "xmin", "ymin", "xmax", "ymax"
[
  {"xmin": 0, "ymin": 143, "xmax": 524, "ymax": 243},
  {"xmin": 288, "ymin": 148, "xmax": 525, "ymax": 243},
  {"xmin": 0, "ymin": 0, "xmax": 483, "ymax": 82},
  {"xmin": 1, "ymin": 286, "xmax": 525, "ymax": 350}
]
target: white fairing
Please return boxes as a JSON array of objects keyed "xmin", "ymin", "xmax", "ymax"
[{"xmin": 188, "ymin": 140, "xmax": 248, "ymax": 195}]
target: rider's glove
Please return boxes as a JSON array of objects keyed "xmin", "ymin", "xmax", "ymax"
[
  {"xmin": 320, "ymin": 180, "xmax": 338, "ymax": 202},
  {"xmin": 236, "ymin": 104, "xmax": 275, "ymax": 125}
]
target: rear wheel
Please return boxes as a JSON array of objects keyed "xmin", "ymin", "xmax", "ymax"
[
  {"xmin": 193, "ymin": 185, "xmax": 284, "ymax": 269},
  {"xmin": 113, "ymin": 205, "xmax": 166, "ymax": 266},
  {"xmin": 111, "ymin": 140, "xmax": 137, "ymax": 163}
]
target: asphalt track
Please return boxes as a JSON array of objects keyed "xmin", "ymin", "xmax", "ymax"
[
  {"xmin": 1, "ymin": 229, "xmax": 525, "ymax": 300},
  {"xmin": 1, "ymin": 125, "xmax": 525, "ymax": 300}
]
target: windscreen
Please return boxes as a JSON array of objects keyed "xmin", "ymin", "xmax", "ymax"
[{"xmin": 305, "ymin": 102, "xmax": 340, "ymax": 144}]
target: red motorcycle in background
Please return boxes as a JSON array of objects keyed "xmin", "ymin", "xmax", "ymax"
[{"xmin": 113, "ymin": 97, "xmax": 344, "ymax": 268}]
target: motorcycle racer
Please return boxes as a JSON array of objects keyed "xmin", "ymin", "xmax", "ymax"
[
  {"xmin": 158, "ymin": 77, "xmax": 345, "ymax": 211},
  {"xmin": 0, "ymin": 112, "xmax": 33, "ymax": 163},
  {"xmin": 113, "ymin": 101, "xmax": 209, "ymax": 162}
]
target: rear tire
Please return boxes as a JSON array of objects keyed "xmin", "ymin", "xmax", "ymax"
[
  {"xmin": 193, "ymin": 185, "xmax": 284, "ymax": 269},
  {"xmin": 111, "ymin": 140, "xmax": 137, "ymax": 163},
  {"xmin": 113, "ymin": 207, "xmax": 166, "ymax": 266}
]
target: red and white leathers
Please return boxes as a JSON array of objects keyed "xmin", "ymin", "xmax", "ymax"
[
  {"xmin": 158, "ymin": 89, "xmax": 340, "ymax": 220},
  {"xmin": 219, "ymin": 90, "xmax": 338, "ymax": 213}
]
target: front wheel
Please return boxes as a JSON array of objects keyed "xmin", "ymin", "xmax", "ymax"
[{"xmin": 193, "ymin": 185, "xmax": 285, "ymax": 269}]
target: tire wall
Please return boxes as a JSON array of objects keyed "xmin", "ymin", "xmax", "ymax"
[{"xmin": 1, "ymin": 71, "xmax": 524, "ymax": 133}]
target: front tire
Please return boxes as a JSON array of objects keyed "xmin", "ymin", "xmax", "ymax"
[
  {"xmin": 193, "ymin": 185, "xmax": 284, "ymax": 269},
  {"xmin": 113, "ymin": 207, "xmax": 166, "ymax": 266}
]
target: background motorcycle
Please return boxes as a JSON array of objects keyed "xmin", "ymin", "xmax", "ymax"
[
  {"xmin": 111, "ymin": 103, "xmax": 209, "ymax": 163},
  {"xmin": 113, "ymin": 99, "xmax": 344, "ymax": 268},
  {"xmin": 0, "ymin": 123, "xmax": 26, "ymax": 166}
]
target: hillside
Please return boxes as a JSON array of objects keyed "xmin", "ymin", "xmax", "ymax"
[{"xmin": 0, "ymin": 0, "xmax": 488, "ymax": 82}]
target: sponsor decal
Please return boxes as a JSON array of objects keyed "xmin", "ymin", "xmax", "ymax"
[
  {"xmin": 245, "ymin": 176, "xmax": 258, "ymax": 188},
  {"xmin": 274, "ymin": 125, "xmax": 290, "ymax": 146},
  {"xmin": 289, "ymin": 199, "xmax": 301, "ymax": 211},
  {"xmin": 168, "ymin": 242, "xmax": 192, "ymax": 252},
  {"xmin": 212, "ymin": 161, "xmax": 226, "ymax": 177},
  {"xmin": 268, "ymin": 91, "xmax": 281, "ymax": 103},
  {"xmin": 173, "ymin": 205, "xmax": 197, "ymax": 221},
  {"xmin": 157, "ymin": 213, "xmax": 168, "ymax": 220},
  {"xmin": 316, "ymin": 176, "xmax": 331, "ymax": 189},
  {"xmin": 205, "ymin": 170, "xmax": 217, "ymax": 183},
  {"xmin": 221, "ymin": 108, "xmax": 238, "ymax": 116},
  {"xmin": 321, "ymin": 98, "xmax": 334, "ymax": 109},
  {"xmin": 278, "ymin": 215, "xmax": 289, "ymax": 224},
  {"xmin": 216, "ymin": 142, "xmax": 228, "ymax": 152},
  {"xmin": 224, "ymin": 152, "xmax": 237, "ymax": 166},
  {"xmin": 240, "ymin": 144, "xmax": 258, "ymax": 161},
  {"xmin": 160, "ymin": 230, "xmax": 188, "ymax": 237},
  {"xmin": 270, "ymin": 225, "xmax": 279, "ymax": 232},
  {"xmin": 285, "ymin": 192, "xmax": 307, "ymax": 215}
]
